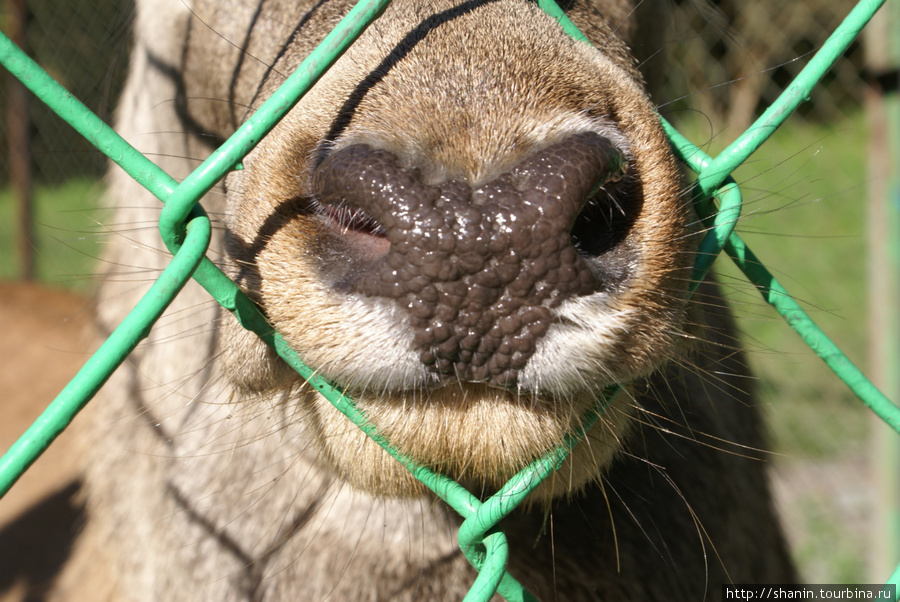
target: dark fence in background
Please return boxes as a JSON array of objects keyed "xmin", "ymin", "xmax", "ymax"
[
  {"xmin": 0, "ymin": 0, "xmax": 132, "ymax": 185},
  {"xmin": 0, "ymin": 0, "xmax": 869, "ymax": 186},
  {"xmin": 666, "ymin": 0, "xmax": 867, "ymax": 129}
]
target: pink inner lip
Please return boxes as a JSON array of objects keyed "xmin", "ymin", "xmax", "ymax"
[{"xmin": 319, "ymin": 204, "xmax": 391, "ymax": 261}]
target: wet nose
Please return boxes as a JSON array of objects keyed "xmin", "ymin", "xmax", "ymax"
[{"xmin": 312, "ymin": 132, "xmax": 627, "ymax": 387}]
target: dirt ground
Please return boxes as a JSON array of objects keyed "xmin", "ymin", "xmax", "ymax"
[{"xmin": 0, "ymin": 281, "xmax": 91, "ymax": 602}]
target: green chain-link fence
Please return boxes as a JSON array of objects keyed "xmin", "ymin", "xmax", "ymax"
[{"xmin": 0, "ymin": 0, "xmax": 899, "ymax": 599}]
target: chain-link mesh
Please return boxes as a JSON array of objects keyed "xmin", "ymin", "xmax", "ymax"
[
  {"xmin": 0, "ymin": 0, "xmax": 873, "ymax": 186},
  {"xmin": 0, "ymin": 0, "xmax": 131, "ymax": 184},
  {"xmin": 663, "ymin": 0, "xmax": 868, "ymax": 129},
  {"xmin": 0, "ymin": 0, "xmax": 898, "ymax": 599}
]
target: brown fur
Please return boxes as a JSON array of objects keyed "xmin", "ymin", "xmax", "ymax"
[{"xmin": 53, "ymin": 0, "xmax": 795, "ymax": 600}]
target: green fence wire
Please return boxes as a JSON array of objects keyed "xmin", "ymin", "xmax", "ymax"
[{"xmin": 1, "ymin": 0, "xmax": 899, "ymax": 599}]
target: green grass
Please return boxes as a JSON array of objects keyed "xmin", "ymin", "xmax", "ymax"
[
  {"xmin": 0, "ymin": 178, "xmax": 107, "ymax": 292},
  {"xmin": 726, "ymin": 113, "xmax": 869, "ymax": 457},
  {"xmin": 676, "ymin": 110, "xmax": 874, "ymax": 582},
  {"xmin": 677, "ymin": 110, "xmax": 871, "ymax": 452}
]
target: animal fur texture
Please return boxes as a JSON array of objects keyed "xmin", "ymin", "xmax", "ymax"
[{"xmin": 54, "ymin": 0, "xmax": 796, "ymax": 599}]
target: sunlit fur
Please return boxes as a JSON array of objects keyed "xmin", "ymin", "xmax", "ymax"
[
  {"xmin": 218, "ymin": 0, "xmax": 692, "ymax": 500},
  {"xmin": 53, "ymin": 0, "xmax": 796, "ymax": 600}
]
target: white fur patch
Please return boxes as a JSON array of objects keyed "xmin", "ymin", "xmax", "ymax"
[{"xmin": 520, "ymin": 295, "xmax": 635, "ymax": 395}]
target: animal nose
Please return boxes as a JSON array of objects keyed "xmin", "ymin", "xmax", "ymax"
[{"xmin": 312, "ymin": 132, "xmax": 627, "ymax": 387}]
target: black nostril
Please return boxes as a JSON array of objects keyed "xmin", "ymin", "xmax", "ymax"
[{"xmin": 312, "ymin": 132, "xmax": 631, "ymax": 387}]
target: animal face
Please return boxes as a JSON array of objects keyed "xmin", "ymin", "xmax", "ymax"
[
  {"xmin": 182, "ymin": 0, "xmax": 699, "ymax": 498},
  {"xmin": 31, "ymin": 2, "xmax": 804, "ymax": 599}
]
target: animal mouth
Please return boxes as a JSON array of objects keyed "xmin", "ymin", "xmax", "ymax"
[
  {"xmin": 315, "ymin": 201, "xmax": 391, "ymax": 262},
  {"xmin": 309, "ymin": 131, "xmax": 638, "ymax": 389}
]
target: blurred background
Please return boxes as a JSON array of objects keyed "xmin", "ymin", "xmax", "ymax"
[{"xmin": 0, "ymin": 0, "xmax": 896, "ymax": 592}]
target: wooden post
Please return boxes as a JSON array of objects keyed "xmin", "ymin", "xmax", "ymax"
[
  {"xmin": 865, "ymin": 0, "xmax": 900, "ymax": 584},
  {"xmin": 4, "ymin": 0, "xmax": 34, "ymax": 281}
]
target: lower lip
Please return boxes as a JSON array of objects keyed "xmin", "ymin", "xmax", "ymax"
[{"xmin": 319, "ymin": 210, "xmax": 391, "ymax": 261}]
